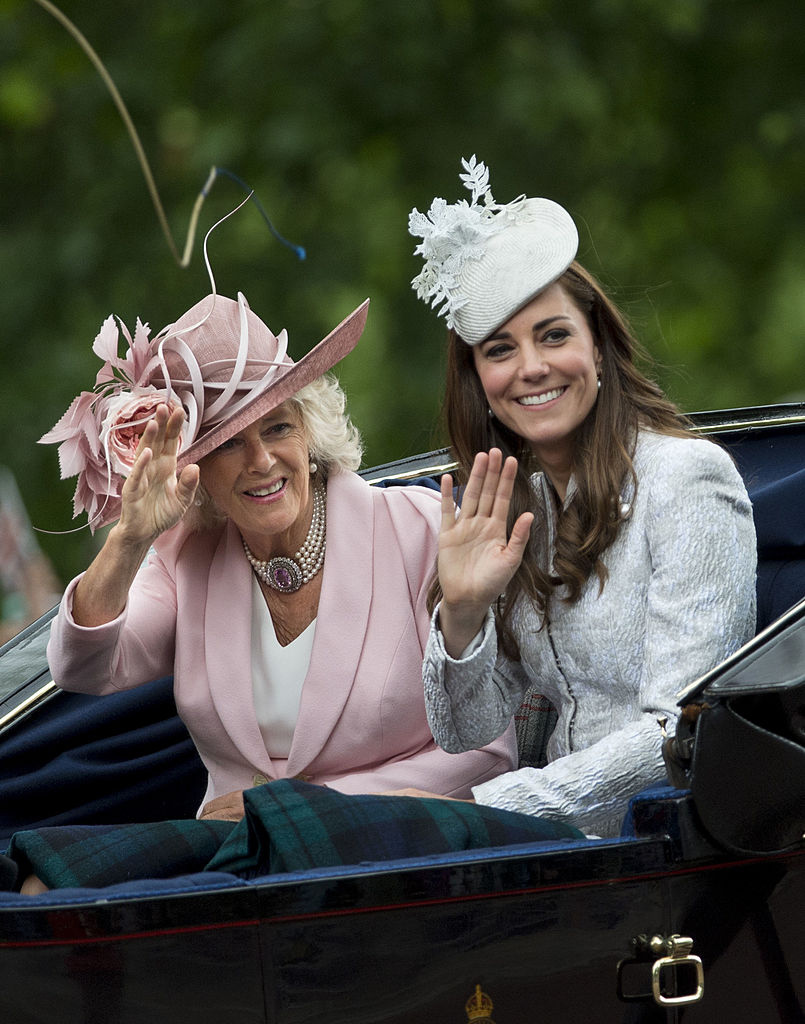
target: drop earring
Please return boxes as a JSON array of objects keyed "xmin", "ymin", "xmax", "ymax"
[{"xmin": 308, "ymin": 454, "xmax": 318, "ymax": 475}]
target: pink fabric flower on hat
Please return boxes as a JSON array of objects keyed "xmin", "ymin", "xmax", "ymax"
[
  {"xmin": 99, "ymin": 386, "xmax": 187, "ymax": 477},
  {"xmin": 40, "ymin": 315, "xmax": 191, "ymax": 531}
]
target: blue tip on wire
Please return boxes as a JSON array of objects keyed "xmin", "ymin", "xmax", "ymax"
[{"xmin": 209, "ymin": 167, "xmax": 306, "ymax": 261}]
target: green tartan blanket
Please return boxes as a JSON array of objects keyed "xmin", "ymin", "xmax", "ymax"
[{"xmin": 9, "ymin": 780, "xmax": 583, "ymax": 890}]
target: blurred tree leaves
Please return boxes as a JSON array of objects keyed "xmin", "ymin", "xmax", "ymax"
[{"xmin": 2, "ymin": 0, "xmax": 805, "ymax": 581}]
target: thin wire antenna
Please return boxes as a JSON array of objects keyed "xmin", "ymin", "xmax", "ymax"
[
  {"xmin": 212, "ymin": 167, "xmax": 306, "ymax": 261},
  {"xmin": 32, "ymin": 0, "xmax": 305, "ymax": 266}
]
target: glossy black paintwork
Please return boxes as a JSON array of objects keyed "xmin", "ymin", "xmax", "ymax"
[{"xmin": 1, "ymin": 821, "xmax": 803, "ymax": 1023}]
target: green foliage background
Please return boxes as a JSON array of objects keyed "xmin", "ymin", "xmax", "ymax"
[{"xmin": 2, "ymin": 0, "xmax": 805, "ymax": 582}]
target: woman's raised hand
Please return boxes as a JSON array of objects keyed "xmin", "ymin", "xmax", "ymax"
[
  {"xmin": 72, "ymin": 404, "xmax": 200, "ymax": 628},
  {"xmin": 118, "ymin": 404, "xmax": 200, "ymax": 545},
  {"xmin": 437, "ymin": 449, "xmax": 533, "ymax": 657}
]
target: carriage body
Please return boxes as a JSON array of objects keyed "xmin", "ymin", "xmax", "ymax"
[{"xmin": 1, "ymin": 405, "xmax": 803, "ymax": 1023}]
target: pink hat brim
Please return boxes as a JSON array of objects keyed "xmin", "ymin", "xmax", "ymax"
[{"xmin": 176, "ymin": 298, "xmax": 369, "ymax": 467}]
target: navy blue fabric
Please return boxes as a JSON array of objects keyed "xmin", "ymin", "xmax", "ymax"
[
  {"xmin": 755, "ymin": 557, "xmax": 805, "ymax": 630},
  {"xmin": 718, "ymin": 427, "xmax": 805, "ymax": 629},
  {"xmin": 0, "ymin": 871, "xmax": 247, "ymax": 907},
  {"xmin": 371, "ymin": 475, "xmax": 441, "ymax": 491},
  {"xmin": 747, "ymin": 463, "xmax": 805, "ymax": 629},
  {"xmin": 750, "ymin": 469, "xmax": 805, "ymax": 554},
  {"xmin": 725, "ymin": 424, "xmax": 805, "ymax": 500},
  {"xmin": 0, "ymin": 676, "xmax": 206, "ymax": 844},
  {"xmin": 620, "ymin": 784, "xmax": 684, "ymax": 838}
]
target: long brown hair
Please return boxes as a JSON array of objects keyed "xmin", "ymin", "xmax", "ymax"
[{"xmin": 429, "ymin": 262, "xmax": 693, "ymax": 660}]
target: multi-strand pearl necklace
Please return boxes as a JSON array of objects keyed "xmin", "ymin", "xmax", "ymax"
[{"xmin": 241, "ymin": 482, "xmax": 326, "ymax": 594}]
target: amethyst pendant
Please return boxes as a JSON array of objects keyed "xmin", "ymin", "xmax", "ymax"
[{"xmin": 267, "ymin": 557, "xmax": 303, "ymax": 593}]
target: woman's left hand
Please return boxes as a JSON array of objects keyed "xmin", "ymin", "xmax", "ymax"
[
  {"xmin": 199, "ymin": 790, "xmax": 246, "ymax": 821},
  {"xmin": 437, "ymin": 448, "xmax": 534, "ymax": 656}
]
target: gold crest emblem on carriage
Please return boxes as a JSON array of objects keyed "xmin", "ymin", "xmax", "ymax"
[{"xmin": 465, "ymin": 984, "xmax": 495, "ymax": 1023}]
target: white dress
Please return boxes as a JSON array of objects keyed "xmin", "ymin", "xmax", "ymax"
[{"xmin": 250, "ymin": 575, "xmax": 315, "ymax": 759}]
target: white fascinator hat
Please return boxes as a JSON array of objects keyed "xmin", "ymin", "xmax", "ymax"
[{"xmin": 408, "ymin": 156, "xmax": 578, "ymax": 345}]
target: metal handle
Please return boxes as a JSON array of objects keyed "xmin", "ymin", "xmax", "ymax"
[
  {"xmin": 619, "ymin": 933, "xmax": 705, "ymax": 1007},
  {"xmin": 650, "ymin": 935, "xmax": 705, "ymax": 1007}
]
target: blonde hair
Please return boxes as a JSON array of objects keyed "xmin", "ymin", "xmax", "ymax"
[{"xmin": 289, "ymin": 373, "xmax": 363, "ymax": 477}]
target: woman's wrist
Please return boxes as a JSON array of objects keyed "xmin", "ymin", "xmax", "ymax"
[
  {"xmin": 438, "ymin": 600, "xmax": 490, "ymax": 659},
  {"xmin": 71, "ymin": 526, "xmax": 151, "ymax": 627},
  {"xmin": 106, "ymin": 521, "xmax": 155, "ymax": 565}
]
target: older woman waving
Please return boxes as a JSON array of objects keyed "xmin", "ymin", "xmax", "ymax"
[{"xmin": 40, "ymin": 291, "xmax": 517, "ymax": 832}]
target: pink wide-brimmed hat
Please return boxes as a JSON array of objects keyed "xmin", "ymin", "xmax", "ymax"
[
  {"xmin": 161, "ymin": 293, "xmax": 369, "ymax": 467},
  {"xmin": 40, "ymin": 292, "xmax": 369, "ymax": 529}
]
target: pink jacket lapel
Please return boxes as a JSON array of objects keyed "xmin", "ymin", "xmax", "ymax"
[{"xmin": 286, "ymin": 472, "xmax": 374, "ymax": 775}]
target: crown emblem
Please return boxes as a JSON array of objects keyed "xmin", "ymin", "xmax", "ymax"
[{"xmin": 465, "ymin": 984, "xmax": 495, "ymax": 1022}]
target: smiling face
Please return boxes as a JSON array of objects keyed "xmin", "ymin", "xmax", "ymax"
[
  {"xmin": 198, "ymin": 401, "xmax": 312, "ymax": 558},
  {"xmin": 472, "ymin": 282, "xmax": 602, "ymax": 489}
]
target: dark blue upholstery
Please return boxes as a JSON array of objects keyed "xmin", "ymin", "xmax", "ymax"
[
  {"xmin": 370, "ymin": 475, "xmax": 441, "ymax": 492},
  {"xmin": 0, "ymin": 677, "xmax": 206, "ymax": 845},
  {"xmin": 729, "ymin": 429, "xmax": 805, "ymax": 629}
]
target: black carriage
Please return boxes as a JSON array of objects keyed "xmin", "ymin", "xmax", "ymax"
[{"xmin": 1, "ymin": 404, "xmax": 803, "ymax": 1024}]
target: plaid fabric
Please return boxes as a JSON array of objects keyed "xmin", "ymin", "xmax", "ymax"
[
  {"xmin": 206, "ymin": 780, "xmax": 582, "ymax": 877},
  {"xmin": 9, "ymin": 780, "xmax": 582, "ymax": 889},
  {"xmin": 9, "ymin": 819, "xmax": 234, "ymax": 890},
  {"xmin": 515, "ymin": 688, "xmax": 558, "ymax": 768}
]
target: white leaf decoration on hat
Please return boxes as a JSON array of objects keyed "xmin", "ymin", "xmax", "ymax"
[
  {"xmin": 458, "ymin": 154, "xmax": 492, "ymax": 206},
  {"xmin": 408, "ymin": 155, "xmax": 528, "ymax": 331}
]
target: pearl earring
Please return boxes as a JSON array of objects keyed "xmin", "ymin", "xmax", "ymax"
[{"xmin": 308, "ymin": 457, "xmax": 318, "ymax": 475}]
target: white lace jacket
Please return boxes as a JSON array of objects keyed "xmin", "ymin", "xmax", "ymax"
[{"xmin": 423, "ymin": 432, "xmax": 757, "ymax": 837}]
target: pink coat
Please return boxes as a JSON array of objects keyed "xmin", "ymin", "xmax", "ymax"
[{"xmin": 49, "ymin": 471, "xmax": 516, "ymax": 811}]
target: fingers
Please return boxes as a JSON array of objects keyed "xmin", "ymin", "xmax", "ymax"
[
  {"xmin": 162, "ymin": 405, "xmax": 187, "ymax": 455},
  {"xmin": 440, "ymin": 473, "xmax": 457, "ymax": 532},
  {"xmin": 459, "ymin": 451, "xmax": 491, "ymax": 516},
  {"xmin": 199, "ymin": 789, "xmax": 245, "ymax": 821},
  {"xmin": 135, "ymin": 403, "xmax": 167, "ymax": 456},
  {"xmin": 137, "ymin": 404, "xmax": 186, "ymax": 462},
  {"xmin": 507, "ymin": 511, "xmax": 534, "ymax": 561},
  {"xmin": 490, "ymin": 454, "xmax": 520, "ymax": 521},
  {"xmin": 123, "ymin": 404, "xmax": 193, "ymax": 502},
  {"xmin": 177, "ymin": 464, "xmax": 200, "ymax": 507},
  {"xmin": 474, "ymin": 449, "xmax": 505, "ymax": 518},
  {"xmin": 124, "ymin": 443, "xmax": 153, "ymax": 494},
  {"xmin": 459, "ymin": 449, "xmax": 517, "ymax": 523}
]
